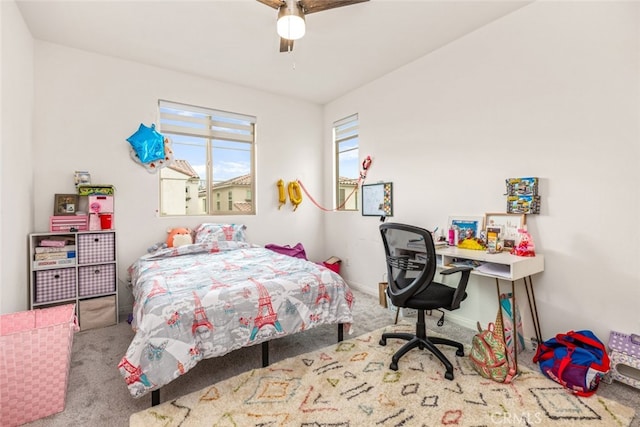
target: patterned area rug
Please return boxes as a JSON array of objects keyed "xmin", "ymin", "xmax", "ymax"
[{"xmin": 130, "ymin": 323, "xmax": 635, "ymax": 426}]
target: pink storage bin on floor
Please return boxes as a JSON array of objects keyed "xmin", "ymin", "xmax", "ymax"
[{"xmin": 0, "ymin": 304, "xmax": 78, "ymax": 426}]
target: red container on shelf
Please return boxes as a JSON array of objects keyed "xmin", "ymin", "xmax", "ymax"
[{"xmin": 99, "ymin": 214, "xmax": 113, "ymax": 230}]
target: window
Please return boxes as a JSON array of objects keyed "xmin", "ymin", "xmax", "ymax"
[
  {"xmin": 158, "ymin": 100, "xmax": 256, "ymax": 216},
  {"xmin": 334, "ymin": 114, "xmax": 359, "ymax": 211}
]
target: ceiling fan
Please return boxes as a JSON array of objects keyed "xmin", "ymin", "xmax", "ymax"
[{"xmin": 257, "ymin": 0, "xmax": 370, "ymax": 52}]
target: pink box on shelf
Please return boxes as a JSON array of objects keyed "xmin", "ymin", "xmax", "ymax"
[
  {"xmin": 50, "ymin": 215, "xmax": 89, "ymax": 232},
  {"xmin": 88, "ymin": 195, "xmax": 113, "ymax": 213},
  {"xmin": 0, "ymin": 304, "xmax": 78, "ymax": 426}
]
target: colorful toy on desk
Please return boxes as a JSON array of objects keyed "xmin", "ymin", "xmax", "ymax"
[
  {"xmin": 511, "ymin": 228, "xmax": 535, "ymax": 257},
  {"xmin": 457, "ymin": 238, "xmax": 486, "ymax": 250}
]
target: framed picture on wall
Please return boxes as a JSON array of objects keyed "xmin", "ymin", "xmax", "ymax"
[
  {"xmin": 54, "ymin": 194, "xmax": 79, "ymax": 216},
  {"xmin": 362, "ymin": 182, "xmax": 393, "ymax": 217}
]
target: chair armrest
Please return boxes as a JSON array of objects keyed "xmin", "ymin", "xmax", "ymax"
[
  {"xmin": 440, "ymin": 266, "xmax": 473, "ymax": 276},
  {"xmin": 440, "ymin": 266, "xmax": 472, "ymax": 310}
]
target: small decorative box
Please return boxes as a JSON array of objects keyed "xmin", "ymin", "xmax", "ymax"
[
  {"xmin": 50, "ymin": 215, "xmax": 89, "ymax": 232},
  {"xmin": 608, "ymin": 331, "xmax": 640, "ymax": 389},
  {"xmin": 77, "ymin": 185, "xmax": 115, "ymax": 196},
  {"xmin": 609, "ymin": 331, "xmax": 640, "ymax": 358},
  {"xmin": 88, "ymin": 195, "xmax": 114, "ymax": 213}
]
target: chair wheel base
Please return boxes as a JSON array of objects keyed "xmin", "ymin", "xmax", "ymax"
[
  {"xmin": 456, "ymin": 348, "xmax": 464, "ymax": 357},
  {"xmin": 379, "ymin": 338, "xmax": 386, "ymax": 346},
  {"xmin": 444, "ymin": 371, "xmax": 454, "ymax": 381},
  {"xmin": 390, "ymin": 362, "xmax": 398, "ymax": 371}
]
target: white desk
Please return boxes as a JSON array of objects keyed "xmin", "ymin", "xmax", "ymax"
[
  {"xmin": 435, "ymin": 246, "xmax": 545, "ymax": 371},
  {"xmin": 435, "ymin": 246, "xmax": 544, "ymax": 281}
]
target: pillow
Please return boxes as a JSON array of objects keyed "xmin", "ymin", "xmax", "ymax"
[{"xmin": 194, "ymin": 223, "xmax": 247, "ymax": 243}]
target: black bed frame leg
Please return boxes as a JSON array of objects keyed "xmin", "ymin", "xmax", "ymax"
[
  {"xmin": 150, "ymin": 323, "xmax": 345, "ymax": 407},
  {"xmin": 262, "ymin": 341, "xmax": 269, "ymax": 367}
]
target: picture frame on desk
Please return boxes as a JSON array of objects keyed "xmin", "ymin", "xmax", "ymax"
[
  {"xmin": 447, "ymin": 216, "xmax": 483, "ymax": 242},
  {"xmin": 486, "ymin": 226, "xmax": 501, "ymax": 253},
  {"xmin": 54, "ymin": 194, "xmax": 79, "ymax": 216},
  {"xmin": 484, "ymin": 212, "xmax": 526, "ymax": 250}
]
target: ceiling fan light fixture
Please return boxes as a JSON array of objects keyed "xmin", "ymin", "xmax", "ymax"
[{"xmin": 277, "ymin": 1, "xmax": 305, "ymax": 40}]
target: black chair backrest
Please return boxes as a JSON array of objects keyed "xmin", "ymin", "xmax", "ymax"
[{"xmin": 380, "ymin": 223, "xmax": 437, "ymax": 307}]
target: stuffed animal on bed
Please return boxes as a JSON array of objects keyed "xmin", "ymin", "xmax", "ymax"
[{"xmin": 166, "ymin": 228, "xmax": 193, "ymax": 248}]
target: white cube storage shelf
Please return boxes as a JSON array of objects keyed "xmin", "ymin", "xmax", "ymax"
[{"xmin": 29, "ymin": 230, "xmax": 118, "ymax": 330}]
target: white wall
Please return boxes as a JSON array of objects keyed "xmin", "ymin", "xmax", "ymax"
[
  {"xmin": 325, "ymin": 1, "xmax": 640, "ymax": 342},
  {"xmin": 0, "ymin": 0, "xmax": 34, "ymax": 314},
  {"xmin": 29, "ymin": 42, "xmax": 325, "ymax": 314}
]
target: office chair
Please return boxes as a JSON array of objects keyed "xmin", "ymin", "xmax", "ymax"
[{"xmin": 379, "ymin": 223, "xmax": 472, "ymax": 380}]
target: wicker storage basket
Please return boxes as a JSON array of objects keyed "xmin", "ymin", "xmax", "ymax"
[{"xmin": 0, "ymin": 304, "xmax": 78, "ymax": 426}]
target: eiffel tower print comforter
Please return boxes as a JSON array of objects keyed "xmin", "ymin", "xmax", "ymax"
[{"xmin": 118, "ymin": 241, "xmax": 355, "ymax": 398}]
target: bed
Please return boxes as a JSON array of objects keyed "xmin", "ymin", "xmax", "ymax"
[{"xmin": 118, "ymin": 224, "xmax": 354, "ymax": 402}]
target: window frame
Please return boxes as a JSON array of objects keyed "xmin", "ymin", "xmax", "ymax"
[
  {"xmin": 333, "ymin": 113, "xmax": 360, "ymax": 211},
  {"xmin": 158, "ymin": 100, "xmax": 256, "ymax": 216}
]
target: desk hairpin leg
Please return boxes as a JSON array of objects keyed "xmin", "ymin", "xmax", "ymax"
[{"xmin": 523, "ymin": 275, "xmax": 543, "ymax": 345}]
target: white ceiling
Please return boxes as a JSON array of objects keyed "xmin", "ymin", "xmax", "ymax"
[{"xmin": 16, "ymin": 0, "xmax": 530, "ymax": 105}]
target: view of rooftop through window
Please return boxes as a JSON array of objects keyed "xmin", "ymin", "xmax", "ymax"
[
  {"xmin": 158, "ymin": 100, "xmax": 256, "ymax": 216},
  {"xmin": 334, "ymin": 114, "xmax": 360, "ymax": 211}
]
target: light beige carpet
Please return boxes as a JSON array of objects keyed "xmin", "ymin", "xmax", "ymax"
[{"xmin": 130, "ymin": 323, "xmax": 636, "ymax": 426}]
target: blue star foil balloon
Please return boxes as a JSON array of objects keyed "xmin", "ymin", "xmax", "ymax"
[
  {"xmin": 129, "ymin": 136, "xmax": 175, "ymax": 174},
  {"xmin": 126, "ymin": 123, "xmax": 165, "ymax": 164}
]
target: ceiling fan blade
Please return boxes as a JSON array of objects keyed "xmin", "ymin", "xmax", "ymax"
[
  {"xmin": 279, "ymin": 37, "xmax": 294, "ymax": 53},
  {"xmin": 256, "ymin": 0, "xmax": 285, "ymax": 10},
  {"xmin": 301, "ymin": 0, "xmax": 369, "ymax": 14}
]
